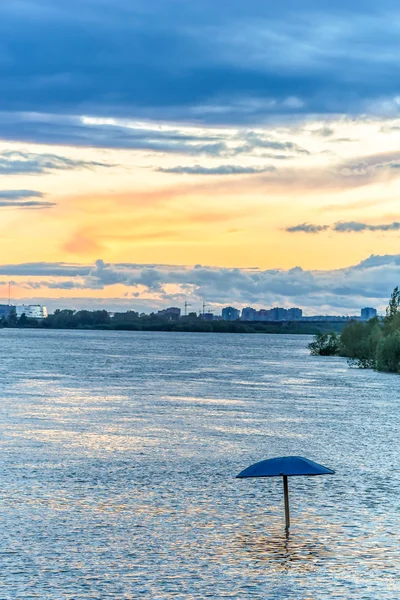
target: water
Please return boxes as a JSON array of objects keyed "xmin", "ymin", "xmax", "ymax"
[{"xmin": 1, "ymin": 329, "xmax": 400, "ymax": 599}]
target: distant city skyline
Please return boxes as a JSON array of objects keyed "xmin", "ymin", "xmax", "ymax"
[{"xmin": 0, "ymin": 301, "xmax": 378, "ymax": 324}]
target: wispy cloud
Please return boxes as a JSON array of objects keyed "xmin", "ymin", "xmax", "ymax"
[
  {"xmin": 286, "ymin": 220, "xmax": 400, "ymax": 234},
  {"xmin": 237, "ymin": 133, "xmax": 310, "ymax": 155},
  {"xmin": 311, "ymin": 127, "xmax": 335, "ymax": 137},
  {"xmin": 0, "ymin": 151, "xmax": 113, "ymax": 175},
  {"xmin": 0, "ymin": 113, "xmax": 311, "ymax": 157},
  {"xmin": 0, "ymin": 190, "xmax": 43, "ymax": 200},
  {"xmin": 0, "ymin": 189, "xmax": 54, "ymax": 209},
  {"xmin": 334, "ymin": 221, "xmax": 400, "ymax": 232},
  {"xmin": 157, "ymin": 164, "xmax": 275, "ymax": 175},
  {"xmin": 285, "ymin": 223, "xmax": 329, "ymax": 234},
  {"xmin": 0, "ymin": 113, "xmax": 229, "ymax": 154}
]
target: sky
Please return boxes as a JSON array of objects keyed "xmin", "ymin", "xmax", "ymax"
[{"xmin": 3, "ymin": 0, "xmax": 400, "ymax": 314}]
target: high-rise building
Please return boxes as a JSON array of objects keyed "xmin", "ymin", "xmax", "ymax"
[
  {"xmin": 242, "ymin": 306, "xmax": 304, "ymax": 321},
  {"xmin": 269, "ymin": 307, "xmax": 287, "ymax": 321},
  {"xmin": 256, "ymin": 309, "xmax": 268, "ymax": 321},
  {"xmin": 287, "ymin": 308, "xmax": 303, "ymax": 320},
  {"xmin": 157, "ymin": 307, "xmax": 181, "ymax": 320},
  {"xmin": 222, "ymin": 307, "xmax": 240, "ymax": 321},
  {"xmin": 15, "ymin": 305, "xmax": 48, "ymax": 319},
  {"xmin": 361, "ymin": 307, "xmax": 377, "ymax": 321},
  {"xmin": 241, "ymin": 307, "xmax": 257, "ymax": 321},
  {"xmin": 202, "ymin": 312, "xmax": 214, "ymax": 321}
]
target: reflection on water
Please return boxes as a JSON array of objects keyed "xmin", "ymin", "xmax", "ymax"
[
  {"xmin": 235, "ymin": 529, "xmax": 333, "ymax": 572},
  {"xmin": 235, "ymin": 521, "xmax": 400, "ymax": 575},
  {"xmin": 1, "ymin": 329, "xmax": 400, "ymax": 598}
]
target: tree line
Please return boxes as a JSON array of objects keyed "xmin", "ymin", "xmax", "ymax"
[
  {"xmin": 1, "ymin": 308, "xmax": 344, "ymax": 335},
  {"xmin": 309, "ymin": 287, "xmax": 400, "ymax": 373}
]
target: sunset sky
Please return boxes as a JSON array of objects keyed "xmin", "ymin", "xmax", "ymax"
[{"xmin": 2, "ymin": 0, "xmax": 400, "ymax": 314}]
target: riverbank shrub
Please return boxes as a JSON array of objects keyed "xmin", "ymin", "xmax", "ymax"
[
  {"xmin": 309, "ymin": 287, "xmax": 400, "ymax": 373},
  {"xmin": 308, "ymin": 332, "xmax": 340, "ymax": 356}
]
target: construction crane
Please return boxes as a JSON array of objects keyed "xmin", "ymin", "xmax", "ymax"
[{"xmin": 201, "ymin": 302, "xmax": 215, "ymax": 319}]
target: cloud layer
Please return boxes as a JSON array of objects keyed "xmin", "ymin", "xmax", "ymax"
[
  {"xmin": 0, "ymin": 1, "xmax": 400, "ymax": 127},
  {"xmin": 5, "ymin": 253, "xmax": 400, "ymax": 314}
]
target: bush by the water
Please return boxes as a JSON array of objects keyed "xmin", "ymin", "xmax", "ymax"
[
  {"xmin": 308, "ymin": 333, "xmax": 340, "ymax": 356},
  {"xmin": 309, "ymin": 287, "xmax": 400, "ymax": 373}
]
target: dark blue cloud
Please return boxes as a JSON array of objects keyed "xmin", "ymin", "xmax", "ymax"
[{"xmin": 0, "ymin": 0, "xmax": 399, "ymax": 129}]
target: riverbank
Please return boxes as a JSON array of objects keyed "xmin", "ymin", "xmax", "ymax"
[
  {"xmin": 2, "ymin": 318, "xmax": 347, "ymax": 335},
  {"xmin": 309, "ymin": 288, "xmax": 400, "ymax": 373}
]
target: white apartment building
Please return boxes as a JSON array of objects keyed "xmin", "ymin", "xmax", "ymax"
[{"xmin": 16, "ymin": 305, "xmax": 48, "ymax": 319}]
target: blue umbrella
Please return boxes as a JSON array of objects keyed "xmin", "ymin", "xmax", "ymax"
[{"xmin": 236, "ymin": 456, "xmax": 335, "ymax": 530}]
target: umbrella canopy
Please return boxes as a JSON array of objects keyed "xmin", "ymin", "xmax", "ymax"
[
  {"xmin": 236, "ymin": 456, "xmax": 334, "ymax": 530},
  {"xmin": 236, "ymin": 456, "xmax": 335, "ymax": 478}
]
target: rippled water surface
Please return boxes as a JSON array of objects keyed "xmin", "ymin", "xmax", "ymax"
[{"xmin": 2, "ymin": 329, "xmax": 400, "ymax": 599}]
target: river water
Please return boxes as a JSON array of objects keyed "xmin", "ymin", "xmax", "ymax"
[{"xmin": 1, "ymin": 329, "xmax": 400, "ymax": 599}]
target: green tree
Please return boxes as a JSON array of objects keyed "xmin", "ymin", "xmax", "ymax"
[
  {"xmin": 376, "ymin": 331, "xmax": 400, "ymax": 373},
  {"xmin": 18, "ymin": 313, "xmax": 28, "ymax": 327},
  {"xmin": 308, "ymin": 332, "xmax": 340, "ymax": 356},
  {"xmin": 383, "ymin": 287, "xmax": 400, "ymax": 335},
  {"xmin": 386, "ymin": 286, "xmax": 400, "ymax": 319},
  {"xmin": 7, "ymin": 309, "xmax": 17, "ymax": 327},
  {"xmin": 339, "ymin": 317, "xmax": 382, "ymax": 367}
]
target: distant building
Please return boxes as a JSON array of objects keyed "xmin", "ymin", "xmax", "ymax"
[
  {"xmin": 15, "ymin": 305, "xmax": 48, "ymax": 319},
  {"xmin": 241, "ymin": 307, "xmax": 257, "ymax": 321},
  {"xmin": 157, "ymin": 307, "xmax": 181, "ymax": 320},
  {"xmin": 0, "ymin": 304, "xmax": 15, "ymax": 319},
  {"xmin": 287, "ymin": 308, "xmax": 303, "ymax": 320},
  {"xmin": 222, "ymin": 306, "xmax": 240, "ymax": 321},
  {"xmin": 361, "ymin": 307, "xmax": 377, "ymax": 321},
  {"xmin": 242, "ymin": 306, "xmax": 303, "ymax": 321},
  {"xmin": 202, "ymin": 312, "xmax": 214, "ymax": 321},
  {"xmin": 257, "ymin": 309, "xmax": 271, "ymax": 321},
  {"xmin": 269, "ymin": 307, "xmax": 287, "ymax": 321}
]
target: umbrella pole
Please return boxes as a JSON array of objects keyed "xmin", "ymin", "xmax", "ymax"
[{"xmin": 283, "ymin": 475, "xmax": 290, "ymax": 530}]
